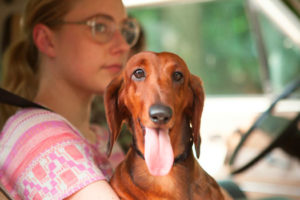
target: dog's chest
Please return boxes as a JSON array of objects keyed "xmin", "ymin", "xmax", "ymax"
[{"xmin": 132, "ymin": 169, "xmax": 194, "ymax": 199}]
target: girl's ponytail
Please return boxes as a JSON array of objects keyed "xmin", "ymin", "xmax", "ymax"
[{"xmin": 0, "ymin": 36, "xmax": 39, "ymax": 127}]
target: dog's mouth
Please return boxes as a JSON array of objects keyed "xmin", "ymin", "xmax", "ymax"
[{"xmin": 138, "ymin": 119, "xmax": 174, "ymax": 176}]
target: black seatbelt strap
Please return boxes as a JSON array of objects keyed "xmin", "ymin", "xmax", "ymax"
[{"xmin": 0, "ymin": 88, "xmax": 49, "ymax": 110}]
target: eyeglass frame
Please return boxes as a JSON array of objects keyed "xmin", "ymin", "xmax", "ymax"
[{"xmin": 58, "ymin": 14, "xmax": 141, "ymax": 47}]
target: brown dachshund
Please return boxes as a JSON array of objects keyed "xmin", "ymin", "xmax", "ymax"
[{"xmin": 104, "ymin": 51, "xmax": 232, "ymax": 200}]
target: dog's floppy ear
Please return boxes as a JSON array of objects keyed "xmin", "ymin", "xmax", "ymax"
[
  {"xmin": 189, "ymin": 74, "xmax": 205, "ymax": 158},
  {"xmin": 104, "ymin": 74, "xmax": 127, "ymax": 157}
]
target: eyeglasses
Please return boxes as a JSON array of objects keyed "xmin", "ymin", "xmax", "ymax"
[{"xmin": 60, "ymin": 14, "xmax": 140, "ymax": 47}]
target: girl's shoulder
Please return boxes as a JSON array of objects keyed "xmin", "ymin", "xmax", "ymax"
[
  {"xmin": 2, "ymin": 108, "xmax": 66, "ymax": 132},
  {"xmin": 1, "ymin": 108, "xmax": 81, "ymax": 139}
]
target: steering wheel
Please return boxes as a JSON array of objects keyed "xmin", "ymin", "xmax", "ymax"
[{"xmin": 228, "ymin": 78, "xmax": 300, "ymax": 175}]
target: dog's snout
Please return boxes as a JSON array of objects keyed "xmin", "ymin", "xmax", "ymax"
[{"xmin": 149, "ymin": 104, "xmax": 173, "ymax": 124}]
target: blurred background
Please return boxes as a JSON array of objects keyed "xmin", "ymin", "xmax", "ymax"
[{"xmin": 1, "ymin": 0, "xmax": 299, "ymax": 199}]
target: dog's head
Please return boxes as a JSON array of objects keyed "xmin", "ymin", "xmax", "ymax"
[{"xmin": 104, "ymin": 51, "xmax": 204, "ymax": 176}]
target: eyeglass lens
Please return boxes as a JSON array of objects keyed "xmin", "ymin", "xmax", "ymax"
[
  {"xmin": 92, "ymin": 16, "xmax": 139, "ymax": 47},
  {"xmin": 121, "ymin": 20, "xmax": 139, "ymax": 46}
]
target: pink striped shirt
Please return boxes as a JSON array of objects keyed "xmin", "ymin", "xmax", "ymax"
[{"xmin": 0, "ymin": 108, "xmax": 124, "ymax": 199}]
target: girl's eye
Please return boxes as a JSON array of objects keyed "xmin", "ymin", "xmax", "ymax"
[
  {"xmin": 132, "ymin": 68, "xmax": 145, "ymax": 81},
  {"xmin": 173, "ymin": 71, "xmax": 184, "ymax": 82},
  {"xmin": 94, "ymin": 23, "xmax": 108, "ymax": 33}
]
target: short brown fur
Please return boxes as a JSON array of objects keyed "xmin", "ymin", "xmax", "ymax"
[{"xmin": 104, "ymin": 51, "xmax": 232, "ymax": 200}]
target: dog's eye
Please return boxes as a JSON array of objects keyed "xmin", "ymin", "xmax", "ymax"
[
  {"xmin": 132, "ymin": 68, "xmax": 145, "ymax": 81},
  {"xmin": 173, "ymin": 71, "xmax": 184, "ymax": 82}
]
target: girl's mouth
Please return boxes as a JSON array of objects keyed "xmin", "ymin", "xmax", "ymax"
[{"xmin": 103, "ymin": 64, "xmax": 122, "ymax": 73}]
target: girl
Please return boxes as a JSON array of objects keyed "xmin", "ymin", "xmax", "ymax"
[{"xmin": 0, "ymin": 0, "xmax": 140, "ymax": 199}]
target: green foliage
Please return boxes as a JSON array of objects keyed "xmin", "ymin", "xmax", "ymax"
[{"xmin": 129, "ymin": 0, "xmax": 263, "ymax": 95}]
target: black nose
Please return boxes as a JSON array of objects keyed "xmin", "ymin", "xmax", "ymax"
[{"xmin": 149, "ymin": 104, "xmax": 173, "ymax": 124}]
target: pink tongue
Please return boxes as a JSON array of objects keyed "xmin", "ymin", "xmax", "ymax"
[{"xmin": 144, "ymin": 128, "xmax": 174, "ymax": 176}]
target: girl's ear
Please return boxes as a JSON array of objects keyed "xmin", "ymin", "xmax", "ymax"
[{"xmin": 33, "ymin": 24, "xmax": 56, "ymax": 58}]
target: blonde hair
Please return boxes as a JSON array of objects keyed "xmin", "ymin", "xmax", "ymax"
[{"xmin": 0, "ymin": 0, "xmax": 75, "ymax": 127}]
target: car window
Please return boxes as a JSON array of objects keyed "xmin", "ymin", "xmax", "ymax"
[{"xmin": 128, "ymin": 0, "xmax": 300, "ymax": 96}]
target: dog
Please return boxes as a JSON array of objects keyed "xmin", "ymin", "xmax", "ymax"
[{"xmin": 104, "ymin": 51, "xmax": 232, "ymax": 199}]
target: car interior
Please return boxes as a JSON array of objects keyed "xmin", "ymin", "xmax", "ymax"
[{"xmin": 0, "ymin": 0, "xmax": 299, "ymax": 199}]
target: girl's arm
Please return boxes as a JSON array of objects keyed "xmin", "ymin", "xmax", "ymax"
[{"xmin": 65, "ymin": 180, "xmax": 120, "ymax": 200}]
